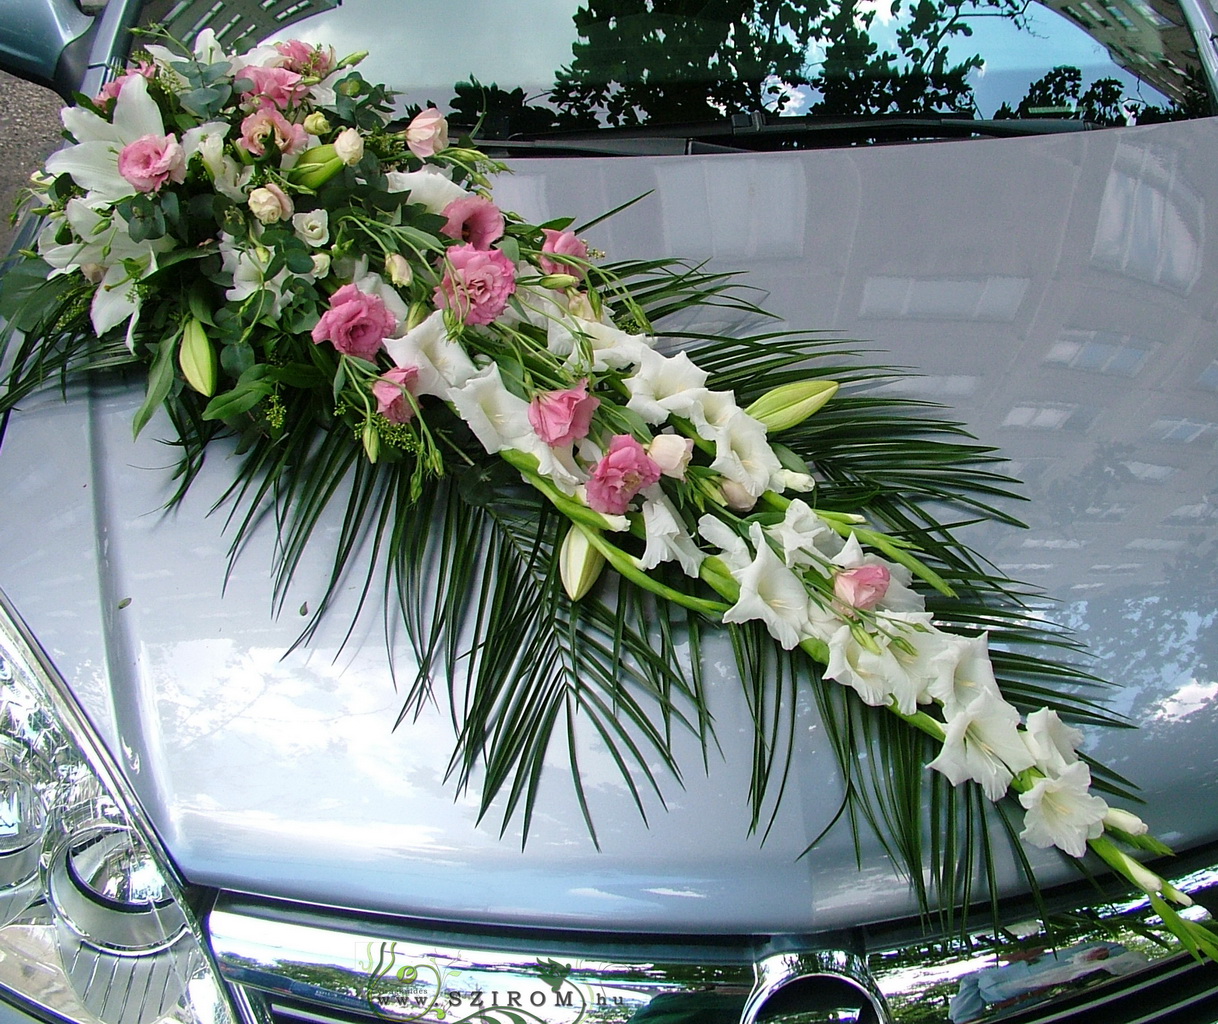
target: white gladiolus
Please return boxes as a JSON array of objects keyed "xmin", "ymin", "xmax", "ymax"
[
  {"xmin": 722, "ymin": 524, "xmax": 815, "ymax": 650},
  {"xmin": 928, "ymin": 689, "xmax": 1036, "ymax": 801},
  {"xmin": 624, "ymin": 348, "xmax": 710, "ymax": 423}
]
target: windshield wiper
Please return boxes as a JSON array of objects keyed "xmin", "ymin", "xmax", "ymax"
[{"xmin": 473, "ymin": 111, "xmax": 1094, "ymax": 157}]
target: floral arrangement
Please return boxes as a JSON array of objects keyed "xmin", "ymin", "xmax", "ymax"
[{"xmin": 1, "ymin": 27, "xmax": 1213, "ymax": 955}]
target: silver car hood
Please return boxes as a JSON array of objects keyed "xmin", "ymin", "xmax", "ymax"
[{"xmin": 2, "ymin": 119, "xmax": 1218, "ymax": 935}]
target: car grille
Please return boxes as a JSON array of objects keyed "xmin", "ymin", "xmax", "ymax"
[{"xmin": 207, "ymin": 853, "xmax": 1218, "ymax": 1024}]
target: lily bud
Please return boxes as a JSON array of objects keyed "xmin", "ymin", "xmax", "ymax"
[
  {"xmin": 288, "ymin": 144, "xmax": 344, "ymax": 189},
  {"xmin": 745, "ymin": 380, "xmax": 839, "ymax": 432},
  {"xmin": 179, "ymin": 318, "xmax": 217, "ymax": 396},
  {"xmin": 302, "ymin": 112, "xmax": 331, "ymax": 135},
  {"xmin": 559, "ymin": 525, "xmax": 606, "ymax": 601}
]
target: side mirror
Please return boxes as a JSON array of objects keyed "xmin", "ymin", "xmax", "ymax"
[{"xmin": 0, "ymin": 0, "xmax": 98, "ymax": 97}]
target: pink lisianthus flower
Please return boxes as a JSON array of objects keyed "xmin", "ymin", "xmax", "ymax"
[
  {"xmin": 834, "ymin": 564, "xmax": 891, "ymax": 611},
  {"xmin": 95, "ymin": 62, "xmax": 156, "ymax": 108},
  {"xmin": 528, "ymin": 379, "xmax": 600, "ymax": 447},
  {"xmin": 539, "ymin": 228, "xmax": 589, "ymax": 279},
  {"xmin": 586, "ymin": 435, "xmax": 662, "ymax": 515},
  {"xmin": 434, "ymin": 244, "xmax": 516, "ymax": 326},
  {"xmin": 117, "ymin": 133, "xmax": 186, "ymax": 193},
  {"xmin": 439, "ymin": 197, "xmax": 505, "ymax": 250},
  {"xmin": 311, "ymin": 283, "xmax": 398, "ymax": 361},
  {"xmin": 239, "ymin": 105, "xmax": 308, "ymax": 157},
  {"xmin": 239, "ymin": 65, "xmax": 308, "ymax": 110},
  {"xmin": 274, "ymin": 39, "xmax": 336, "ymax": 78},
  {"xmin": 405, "ymin": 107, "xmax": 449, "ymax": 158},
  {"xmin": 372, "ymin": 366, "xmax": 421, "ymax": 424}
]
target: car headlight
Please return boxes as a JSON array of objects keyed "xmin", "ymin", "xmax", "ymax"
[{"xmin": 0, "ymin": 590, "xmax": 239, "ymax": 1024}]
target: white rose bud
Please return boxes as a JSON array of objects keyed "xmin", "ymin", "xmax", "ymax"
[
  {"xmin": 647, "ymin": 434, "xmax": 694, "ymax": 479},
  {"xmin": 386, "ymin": 253, "xmax": 413, "ymax": 288},
  {"xmin": 334, "ymin": 127, "xmax": 364, "ymax": 165},
  {"xmin": 248, "ymin": 184, "xmax": 293, "ymax": 225}
]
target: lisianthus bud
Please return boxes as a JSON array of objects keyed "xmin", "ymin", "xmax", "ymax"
[
  {"xmin": 248, "ymin": 183, "xmax": 293, "ymax": 224},
  {"xmin": 362, "ymin": 420, "xmax": 380, "ymax": 463},
  {"xmin": 179, "ymin": 318, "xmax": 217, "ymax": 396},
  {"xmin": 647, "ymin": 434, "xmax": 694, "ymax": 479},
  {"xmin": 560, "ymin": 525, "xmax": 606, "ymax": 601},
  {"xmin": 303, "ymin": 112, "xmax": 331, "ymax": 135},
  {"xmin": 718, "ymin": 478, "xmax": 757, "ymax": 512},
  {"xmin": 311, "ymin": 253, "xmax": 331, "ymax": 277},
  {"xmin": 745, "ymin": 380, "xmax": 839, "ymax": 433},
  {"xmin": 335, "ymin": 127, "xmax": 364, "ymax": 165},
  {"xmin": 386, "ymin": 253, "xmax": 413, "ymax": 287},
  {"xmin": 537, "ymin": 273, "xmax": 580, "ymax": 290},
  {"xmin": 335, "ymin": 50, "xmax": 369, "ymax": 71}
]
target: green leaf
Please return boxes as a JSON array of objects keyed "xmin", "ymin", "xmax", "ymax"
[{"xmin": 132, "ymin": 331, "xmax": 179, "ymax": 439}]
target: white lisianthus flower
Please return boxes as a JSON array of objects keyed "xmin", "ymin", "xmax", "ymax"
[
  {"xmin": 697, "ymin": 515, "xmax": 752, "ymax": 572},
  {"xmin": 624, "ymin": 349, "xmax": 710, "ymax": 423},
  {"xmin": 926, "ymin": 632, "xmax": 1004, "ymax": 715},
  {"xmin": 385, "ymin": 167, "xmax": 471, "ymax": 214},
  {"xmin": 927, "ymin": 689, "xmax": 1036, "ymax": 801},
  {"xmin": 722, "ymin": 523, "xmax": 814, "ymax": 650},
  {"xmin": 548, "ymin": 315, "xmax": 652, "ymax": 372},
  {"xmin": 334, "ymin": 127, "xmax": 364, "ymax": 165},
  {"xmin": 1022, "ymin": 707, "xmax": 1084, "ymax": 776},
  {"xmin": 639, "ymin": 490, "xmax": 704, "ymax": 577},
  {"xmin": 831, "ymin": 534, "xmax": 924, "ymax": 613},
  {"xmin": 769, "ymin": 498, "xmax": 844, "ymax": 571},
  {"xmin": 1018, "ymin": 761, "xmax": 1108, "ymax": 857},
  {"xmin": 383, "ymin": 310, "xmax": 477, "ymax": 398},
  {"xmin": 292, "ymin": 209, "xmax": 330, "ymax": 247}
]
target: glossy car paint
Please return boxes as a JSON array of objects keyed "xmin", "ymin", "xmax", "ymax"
[{"xmin": 2, "ymin": 104, "xmax": 1217, "ymax": 932}]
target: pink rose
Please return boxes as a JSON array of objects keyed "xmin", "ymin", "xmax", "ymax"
[
  {"xmin": 439, "ymin": 197, "xmax": 505, "ymax": 250},
  {"xmin": 586, "ymin": 435, "xmax": 662, "ymax": 515},
  {"xmin": 539, "ymin": 228, "xmax": 589, "ymax": 279},
  {"xmin": 239, "ymin": 105, "xmax": 308, "ymax": 157},
  {"xmin": 239, "ymin": 65, "xmax": 307, "ymax": 110},
  {"xmin": 372, "ymin": 366, "xmax": 421, "ymax": 424},
  {"xmin": 528, "ymin": 379, "xmax": 600, "ymax": 447},
  {"xmin": 311, "ymin": 283, "xmax": 398, "ymax": 360},
  {"xmin": 95, "ymin": 62, "xmax": 155, "ymax": 107},
  {"xmin": 433, "ymin": 244, "xmax": 516, "ymax": 326},
  {"xmin": 834, "ymin": 564, "xmax": 891, "ymax": 611},
  {"xmin": 274, "ymin": 40, "xmax": 336, "ymax": 77},
  {"xmin": 117, "ymin": 133, "xmax": 186, "ymax": 193},
  {"xmin": 405, "ymin": 107, "xmax": 449, "ymax": 158}
]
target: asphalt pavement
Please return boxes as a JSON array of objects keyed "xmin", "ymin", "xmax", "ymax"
[{"xmin": 0, "ymin": 71, "xmax": 66, "ymax": 255}]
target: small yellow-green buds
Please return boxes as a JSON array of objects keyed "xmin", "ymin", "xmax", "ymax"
[
  {"xmin": 559, "ymin": 525, "xmax": 606, "ymax": 600},
  {"xmin": 386, "ymin": 253, "xmax": 413, "ymax": 288},
  {"xmin": 302, "ymin": 112, "xmax": 331, "ymax": 136},
  {"xmin": 745, "ymin": 380, "xmax": 839, "ymax": 433},
  {"xmin": 179, "ymin": 318, "xmax": 217, "ymax": 396}
]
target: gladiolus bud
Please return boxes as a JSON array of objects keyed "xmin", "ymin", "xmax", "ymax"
[
  {"xmin": 1103, "ymin": 808, "xmax": 1149, "ymax": 836},
  {"xmin": 745, "ymin": 380, "xmax": 839, "ymax": 432},
  {"xmin": 303, "ymin": 112, "xmax": 331, "ymax": 135},
  {"xmin": 179, "ymin": 318, "xmax": 217, "ymax": 396},
  {"xmin": 537, "ymin": 273, "xmax": 579, "ymax": 290},
  {"xmin": 1111, "ymin": 847, "xmax": 1193, "ymax": 905},
  {"xmin": 559, "ymin": 525, "xmax": 606, "ymax": 601}
]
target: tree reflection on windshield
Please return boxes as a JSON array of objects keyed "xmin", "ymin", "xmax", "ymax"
[{"xmin": 440, "ymin": 0, "xmax": 1204, "ymax": 137}]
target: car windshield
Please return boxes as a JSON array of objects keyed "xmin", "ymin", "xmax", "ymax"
[{"xmin": 138, "ymin": 0, "xmax": 1211, "ymax": 140}]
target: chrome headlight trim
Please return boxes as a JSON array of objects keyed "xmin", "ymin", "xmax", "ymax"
[{"xmin": 0, "ymin": 587, "xmax": 240, "ymax": 1024}]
